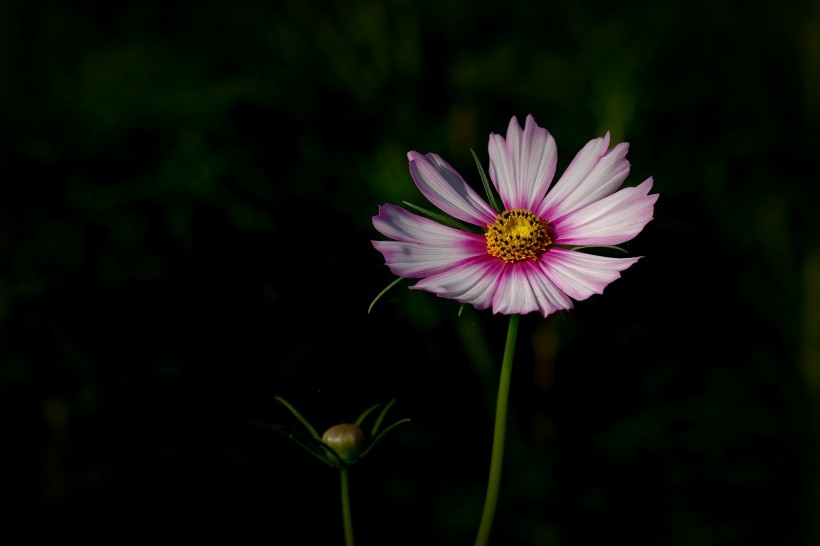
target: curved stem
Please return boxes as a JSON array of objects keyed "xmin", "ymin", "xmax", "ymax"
[
  {"xmin": 474, "ymin": 314, "xmax": 519, "ymax": 546},
  {"xmin": 340, "ymin": 468, "xmax": 355, "ymax": 546}
]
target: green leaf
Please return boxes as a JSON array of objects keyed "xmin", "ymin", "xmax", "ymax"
[
  {"xmin": 357, "ymin": 418, "xmax": 411, "ymax": 461},
  {"xmin": 368, "ymin": 276, "xmax": 404, "ymax": 314},
  {"xmin": 274, "ymin": 396, "xmax": 321, "ymax": 440},
  {"xmin": 401, "ymin": 201, "xmax": 475, "ymax": 232},
  {"xmin": 470, "ymin": 148, "xmax": 501, "ymax": 213},
  {"xmin": 559, "ymin": 244, "xmax": 628, "ymax": 254},
  {"xmin": 256, "ymin": 423, "xmax": 346, "ymax": 469},
  {"xmin": 354, "ymin": 402, "xmax": 383, "ymax": 427},
  {"xmin": 369, "ymin": 399, "xmax": 395, "ymax": 436}
]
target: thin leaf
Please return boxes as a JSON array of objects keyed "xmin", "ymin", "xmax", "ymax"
[
  {"xmin": 370, "ymin": 399, "xmax": 396, "ymax": 436},
  {"xmin": 368, "ymin": 277, "xmax": 404, "ymax": 314},
  {"xmin": 354, "ymin": 402, "xmax": 383, "ymax": 427},
  {"xmin": 471, "ymin": 148, "xmax": 501, "ymax": 213},
  {"xmin": 274, "ymin": 396, "xmax": 320, "ymax": 440},
  {"xmin": 263, "ymin": 424, "xmax": 341, "ymax": 468},
  {"xmin": 357, "ymin": 418, "xmax": 411, "ymax": 460},
  {"xmin": 559, "ymin": 244, "xmax": 628, "ymax": 254},
  {"xmin": 401, "ymin": 201, "xmax": 475, "ymax": 232}
]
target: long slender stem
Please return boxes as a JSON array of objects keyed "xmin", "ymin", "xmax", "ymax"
[
  {"xmin": 474, "ymin": 314, "xmax": 519, "ymax": 546},
  {"xmin": 340, "ymin": 468, "xmax": 355, "ymax": 546}
]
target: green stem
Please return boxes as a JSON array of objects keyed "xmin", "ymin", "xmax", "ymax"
[
  {"xmin": 474, "ymin": 314, "xmax": 519, "ymax": 546},
  {"xmin": 340, "ymin": 468, "xmax": 355, "ymax": 546}
]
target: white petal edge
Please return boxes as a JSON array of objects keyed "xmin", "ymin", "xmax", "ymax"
[
  {"xmin": 412, "ymin": 256, "xmax": 504, "ymax": 311},
  {"xmin": 491, "ymin": 261, "xmax": 573, "ymax": 317},
  {"xmin": 552, "ymin": 178, "xmax": 658, "ymax": 246},
  {"xmin": 539, "ymin": 248, "xmax": 641, "ymax": 301},
  {"xmin": 538, "ymin": 134, "xmax": 631, "ymax": 219},
  {"xmin": 372, "ymin": 235, "xmax": 486, "ymax": 278},
  {"xmin": 488, "ymin": 115, "xmax": 557, "ymax": 211},
  {"xmin": 408, "ymin": 151, "xmax": 498, "ymax": 227},
  {"xmin": 372, "ymin": 203, "xmax": 479, "ymax": 245}
]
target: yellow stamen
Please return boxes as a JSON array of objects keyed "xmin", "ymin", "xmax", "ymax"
[{"xmin": 485, "ymin": 209, "xmax": 552, "ymax": 263}]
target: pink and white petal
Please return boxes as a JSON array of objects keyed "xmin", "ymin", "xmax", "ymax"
[
  {"xmin": 412, "ymin": 256, "xmax": 504, "ymax": 311},
  {"xmin": 488, "ymin": 115, "xmax": 557, "ymax": 211},
  {"xmin": 539, "ymin": 248, "xmax": 641, "ymax": 301},
  {"xmin": 408, "ymin": 151, "xmax": 498, "ymax": 227},
  {"xmin": 373, "ymin": 235, "xmax": 486, "ymax": 278},
  {"xmin": 552, "ymin": 178, "xmax": 658, "ymax": 246},
  {"xmin": 491, "ymin": 261, "xmax": 573, "ymax": 317},
  {"xmin": 537, "ymin": 134, "xmax": 631, "ymax": 219},
  {"xmin": 491, "ymin": 264, "xmax": 539, "ymax": 315},
  {"xmin": 373, "ymin": 204, "xmax": 480, "ymax": 245}
]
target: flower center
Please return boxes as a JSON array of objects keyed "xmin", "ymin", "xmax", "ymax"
[{"xmin": 485, "ymin": 209, "xmax": 552, "ymax": 263}]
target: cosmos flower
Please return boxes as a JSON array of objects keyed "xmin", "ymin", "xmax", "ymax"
[{"xmin": 372, "ymin": 114, "xmax": 658, "ymax": 318}]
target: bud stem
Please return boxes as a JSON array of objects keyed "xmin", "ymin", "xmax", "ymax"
[
  {"xmin": 474, "ymin": 314, "xmax": 519, "ymax": 546},
  {"xmin": 340, "ymin": 468, "xmax": 355, "ymax": 546}
]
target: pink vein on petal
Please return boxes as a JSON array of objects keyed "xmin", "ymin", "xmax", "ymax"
[
  {"xmin": 539, "ymin": 248, "xmax": 641, "ymax": 301},
  {"xmin": 492, "ymin": 261, "xmax": 573, "ymax": 317},
  {"xmin": 412, "ymin": 257, "xmax": 505, "ymax": 310},
  {"xmin": 488, "ymin": 115, "xmax": 557, "ymax": 211},
  {"xmin": 538, "ymin": 133, "xmax": 631, "ymax": 219},
  {"xmin": 372, "ymin": 238, "xmax": 486, "ymax": 278},
  {"xmin": 408, "ymin": 151, "xmax": 497, "ymax": 227},
  {"xmin": 552, "ymin": 178, "xmax": 658, "ymax": 246},
  {"xmin": 373, "ymin": 203, "xmax": 480, "ymax": 244}
]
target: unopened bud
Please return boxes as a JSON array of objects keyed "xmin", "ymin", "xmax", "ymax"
[{"xmin": 321, "ymin": 423, "xmax": 365, "ymax": 463}]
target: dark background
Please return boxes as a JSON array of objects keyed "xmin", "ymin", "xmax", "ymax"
[{"xmin": 2, "ymin": 0, "xmax": 819, "ymax": 544}]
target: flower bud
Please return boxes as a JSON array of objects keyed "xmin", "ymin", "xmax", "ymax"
[{"xmin": 321, "ymin": 423, "xmax": 365, "ymax": 463}]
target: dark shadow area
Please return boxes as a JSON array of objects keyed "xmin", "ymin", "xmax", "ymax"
[{"xmin": 1, "ymin": 0, "xmax": 818, "ymax": 545}]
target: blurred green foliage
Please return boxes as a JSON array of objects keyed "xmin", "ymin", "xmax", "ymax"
[{"xmin": 1, "ymin": 0, "xmax": 818, "ymax": 545}]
